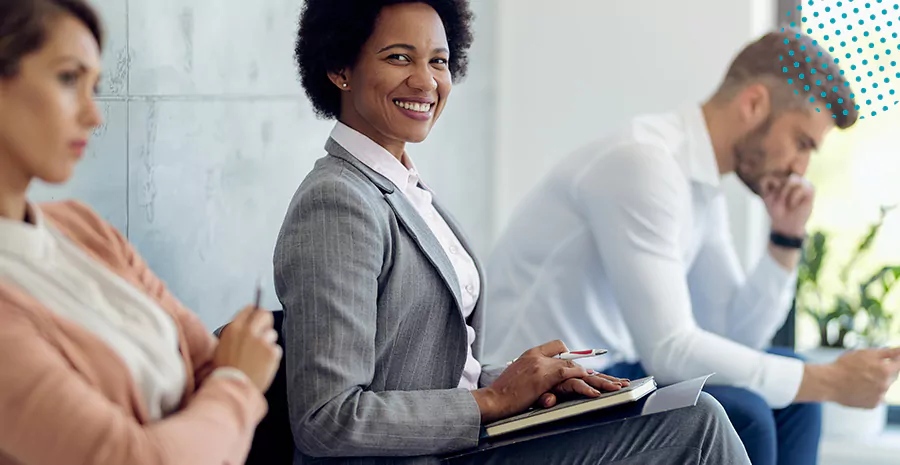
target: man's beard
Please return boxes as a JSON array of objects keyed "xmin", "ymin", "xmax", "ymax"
[
  {"xmin": 733, "ymin": 117, "xmax": 780, "ymax": 197},
  {"xmin": 735, "ymin": 144, "xmax": 766, "ymax": 195}
]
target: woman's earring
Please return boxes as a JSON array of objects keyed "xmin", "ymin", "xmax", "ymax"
[{"xmin": 342, "ymin": 83, "xmax": 348, "ymax": 89}]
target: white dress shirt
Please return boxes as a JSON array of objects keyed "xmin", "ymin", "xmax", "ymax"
[
  {"xmin": 484, "ymin": 107, "xmax": 804, "ymax": 408},
  {"xmin": 330, "ymin": 122, "xmax": 482, "ymax": 390},
  {"xmin": 0, "ymin": 204, "xmax": 187, "ymax": 420}
]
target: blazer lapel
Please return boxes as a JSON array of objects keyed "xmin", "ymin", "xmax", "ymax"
[
  {"xmin": 383, "ymin": 192, "xmax": 464, "ymax": 312},
  {"xmin": 324, "ymin": 138, "xmax": 465, "ymax": 313}
]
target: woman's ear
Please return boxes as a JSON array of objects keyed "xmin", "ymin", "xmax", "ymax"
[{"xmin": 327, "ymin": 70, "xmax": 351, "ymax": 91}]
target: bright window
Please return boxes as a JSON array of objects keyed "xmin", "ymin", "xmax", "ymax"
[{"xmin": 794, "ymin": 1, "xmax": 900, "ymax": 405}]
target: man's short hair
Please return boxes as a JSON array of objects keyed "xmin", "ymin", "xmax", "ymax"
[{"xmin": 715, "ymin": 29, "xmax": 859, "ymax": 129}]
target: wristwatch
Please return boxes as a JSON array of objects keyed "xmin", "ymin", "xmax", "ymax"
[{"xmin": 770, "ymin": 231, "xmax": 805, "ymax": 249}]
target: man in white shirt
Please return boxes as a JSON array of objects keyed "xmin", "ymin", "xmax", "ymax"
[{"xmin": 483, "ymin": 30, "xmax": 900, "ymax": 465}]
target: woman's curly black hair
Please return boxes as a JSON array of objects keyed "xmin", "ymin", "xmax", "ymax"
[{"xmin": 295, "ymin": 0, "xmax": 474, "ymax": 120}]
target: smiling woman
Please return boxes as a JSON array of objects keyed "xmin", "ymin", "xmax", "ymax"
[{"xmin": 274, "ymin": 1, "xmax": 750, "ymax": 464}]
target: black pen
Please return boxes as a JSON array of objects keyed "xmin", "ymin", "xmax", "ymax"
[{"xmin": 253, "ymin": 280, "xmax": 262, "ymax": 311}]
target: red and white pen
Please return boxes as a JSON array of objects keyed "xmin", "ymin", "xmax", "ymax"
[
  {"xmin": 507, "ymin": 349, "xmax": 608, "ymax": 366},
  {"xmin": 555, "ymin": 349, "xmax": 608, "ymax": 360}
]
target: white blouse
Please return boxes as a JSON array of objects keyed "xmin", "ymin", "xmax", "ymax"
[
  {"xmin": 331, "ymin": 122, "xmax": 483, "ymax": 390},
  {"xmin": 0, "ymin": 204, "xmax": 187, "ymax": 420}
]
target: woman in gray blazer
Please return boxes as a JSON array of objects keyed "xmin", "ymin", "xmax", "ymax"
[{"xmin": 274, "ymin": 1, "xmax": 750, "ymax": 464}]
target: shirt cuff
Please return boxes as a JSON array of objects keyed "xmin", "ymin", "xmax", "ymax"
[
  {"xmin": 758, "ymin": 352, "xmax": 805, "ymax": 408},
  {"xmin": 478, "ymin": 365, "xmax": 505, "ymax": 388}
]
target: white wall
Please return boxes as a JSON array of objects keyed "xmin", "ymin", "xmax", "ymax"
[{"xmin": 491, "ymin": 0, "xmax": 776, "ymax": 268}]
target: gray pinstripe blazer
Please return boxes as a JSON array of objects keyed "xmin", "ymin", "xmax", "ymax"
[{"xmin": 274, "ymin": 138, "xmax": 499, "ymax": 464}]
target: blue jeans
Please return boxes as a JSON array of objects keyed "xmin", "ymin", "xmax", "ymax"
[{"xmin": 604, "ymin": 348, "xmax": 821, "ymax": 465}]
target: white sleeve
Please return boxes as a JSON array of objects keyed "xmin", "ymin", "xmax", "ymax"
[
  {"xmin": 574, "ymin": 145, "xmax": 803, "ymax": 408},
  {"xmin": 688, "ymin": 197, "xmax": 797, "ymax": 349}
]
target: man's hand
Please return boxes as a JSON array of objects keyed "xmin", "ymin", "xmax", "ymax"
[
  {"xmin": 831, "ymin": 348, "xmax": 900, "ymax": 408},
  {"xmin": 763, "ymin": 174, "xmax": 815, "ymax": 238},
  {"xmin": 762, "ymin": 174, "xmax": 814, "ymax": 270},
  {"xmin": 536, "ymin": 373, "xmax": 631, "ymax": 408},
  {"xmin": 471, "ymin": 341, "xmax": 590, "ymax": 423},
  {"xmin": 797, "ymin": 348, "xmax": 900, "ymax": 407}
]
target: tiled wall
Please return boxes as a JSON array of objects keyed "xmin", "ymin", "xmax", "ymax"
[{"xmin": 29, "ymin": 0, "xmax": 497, "ymax": 329}]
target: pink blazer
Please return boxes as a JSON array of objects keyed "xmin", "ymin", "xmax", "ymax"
[{"xmin": 0, "ymin": 201, "xmax": 267, "ymax": 465}]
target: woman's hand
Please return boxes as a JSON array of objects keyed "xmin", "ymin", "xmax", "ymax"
[
  {"xmin": 471, "ymin": 340, "xmax": 590, "ymax": 423},
  {"xmin": 213, "ymin": 306, "xmax": 282, "ymax": 392},
  {"xmin": 537, "ymin": 372, "xmax": 631, "ymax": 408}
]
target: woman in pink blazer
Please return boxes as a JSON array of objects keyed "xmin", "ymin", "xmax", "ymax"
[{"xmin": 0, "ymin": 1, "xmax": 282, "ymax": 464}]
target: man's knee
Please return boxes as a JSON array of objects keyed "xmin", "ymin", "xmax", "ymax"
[
  {"xmin": 779, "ymin": 399, "xmax": 823, "ymax": 429},
  {"xmin": 705, "ymin": 386, "xmax": 776, "ymax": 435},
  {"xmin": 790, "ymin": 399, "xmax": 822, "ymax": 417}
]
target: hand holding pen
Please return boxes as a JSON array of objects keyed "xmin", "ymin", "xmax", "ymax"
[
  {"xmin": 211, "ymin": 282, "xmax": 282, "ymax": 392},
  {"xmin": 253, "ymin": 281, "xmax": 262, "ymax": 310}
]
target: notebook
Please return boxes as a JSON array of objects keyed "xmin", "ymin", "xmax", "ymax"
[{"xmin": 483, "ymin": 376, "xmax": 658, "ymax": 438}]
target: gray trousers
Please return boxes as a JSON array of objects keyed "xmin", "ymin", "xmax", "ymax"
[{"xmin": 448, "ymin": 393, "xmax": 750, "ymax": 465}]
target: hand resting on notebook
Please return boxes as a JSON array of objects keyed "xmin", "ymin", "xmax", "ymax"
[
  {"xmin": 537, "ymin": 372, "xmax": 632, "ymax": 408},
  {"xmin": 472, "ymin": 340, "xmax": 630, "ymax": 423}
]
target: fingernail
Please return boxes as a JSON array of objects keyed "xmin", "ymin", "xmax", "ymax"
[{"xmin": 587, "ymin": 369, "xmax": 596, "ymax": 375}]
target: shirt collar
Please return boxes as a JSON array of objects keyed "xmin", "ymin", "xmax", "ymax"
[
  {"xmin": 682, "ymin": 106, "xmax": 721, "ymax": 189},
  {"xmin": 329, "ymin": 122, "xmax": 420, "ymax": 192},
  {"xmin": 0, "ymin": 203, "xmax": 54, "ymax": 262}
]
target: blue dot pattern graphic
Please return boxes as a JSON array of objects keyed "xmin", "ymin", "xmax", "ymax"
[{"xmin": 785, "ymin": 0, "xmax": 900, "ymax": 120}]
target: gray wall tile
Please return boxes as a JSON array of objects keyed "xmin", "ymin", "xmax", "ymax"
[
  {"xmin": 92, "ymin": 0, "xmax": 128, "ymax": 95},
  {"xmin": 128, "ymin": 0, "xmax": 301, "ymax": 96},
  {"xmin": 29, "ymin": 102, "xmax": 128, "ymax": 232},
  {"xmin": 128, "ymin": 99, "xmax": 333, "ymax": 328}
]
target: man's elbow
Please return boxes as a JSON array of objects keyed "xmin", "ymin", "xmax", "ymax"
[
  {"xmin": 640, "ymin": 356, "xmax": 684, "ymax": 386},
  {"xmin": 638, "ymin": 338, "xmax": 695, "ymax": 385}
]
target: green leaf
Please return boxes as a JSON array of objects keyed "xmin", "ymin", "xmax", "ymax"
[
  {"xmin": 834, "ymin": 297, "xmax": 856, "ymax": 318},
  {"xmin": 799, "ymin": 232, "xmax": 827, "ymax": 286},
  {"xmin": 856, "ymin": 223, "xmax": 880, "ymax": 254},
  {"xmin": 800, "ymin": 206, "xmax": 900, "ymax": 348}
]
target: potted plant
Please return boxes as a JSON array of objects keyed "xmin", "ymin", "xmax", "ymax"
[{"xmin": 796, "ymin": 205, "xmax": 900, "ymax": 439}]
